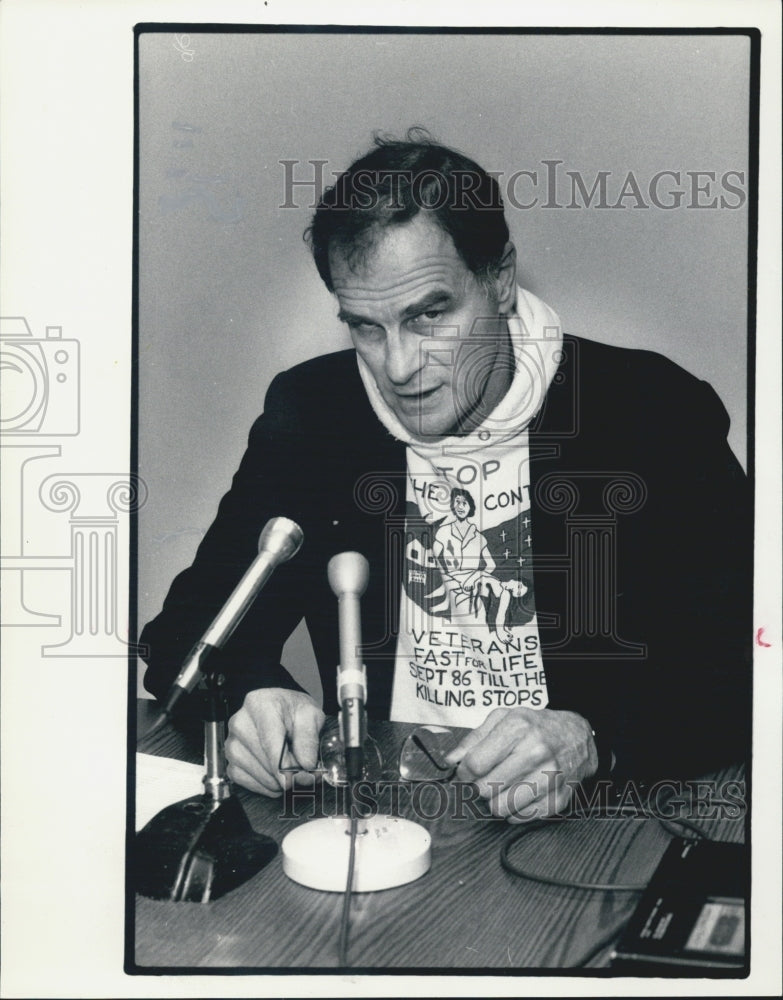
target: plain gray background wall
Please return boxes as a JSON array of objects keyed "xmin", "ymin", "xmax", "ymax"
[{"xmin": 137, "ymin": 31, "xmax": 750, "ymax": 700}]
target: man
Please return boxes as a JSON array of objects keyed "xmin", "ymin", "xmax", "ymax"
[{"xmin": 141, "ymin": 132, "xmax": 751, "ymax": 820}]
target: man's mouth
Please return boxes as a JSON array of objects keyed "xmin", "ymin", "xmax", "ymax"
[{"xmin": 395, "ymin": 385, "xmax": 442, "ymax": 402}]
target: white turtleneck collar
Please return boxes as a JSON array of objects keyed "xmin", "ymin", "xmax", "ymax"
[{"xmin": 356, "ymin": 286, "xmax": 563, "ymax": 458}]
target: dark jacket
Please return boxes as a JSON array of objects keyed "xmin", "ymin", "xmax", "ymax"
[{"xmin": 141, "ymin": 335, "xmax": 751, "ymax": 780}]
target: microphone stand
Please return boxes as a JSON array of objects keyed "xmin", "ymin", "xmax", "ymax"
[
  {"xmin": 280, "ymin": 552, "xmax": 431, "ymax": 895},
  {"xmin": 135, "ymin": 666, "xmax": 277, "ymax": 902}
]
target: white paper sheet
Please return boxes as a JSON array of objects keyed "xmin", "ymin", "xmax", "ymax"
[{"xmin": 135, "ymin": 752, "xmax": 205, "ymax": 832}]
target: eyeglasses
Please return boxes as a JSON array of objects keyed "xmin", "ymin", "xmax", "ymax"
[
  {"xmin": 277, "ymin": 717, "xmax": 384, "ymax": 786},
  {"xmin": 398, "ymin": 725, "xmax": 459, "ymax": 782},
  {"xmin": 278, "ymin": 721, "xmax": 462, "ymax": 785}
]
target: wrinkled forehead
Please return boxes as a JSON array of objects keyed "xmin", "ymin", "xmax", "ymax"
[{"xmin": 329, "ymin": 215, "xmax": 470, "ymax": 301}]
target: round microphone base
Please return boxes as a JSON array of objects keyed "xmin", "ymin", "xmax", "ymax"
[{"xmin": 282, "ymin": 815, "xmax": 431, "ymax": 892}]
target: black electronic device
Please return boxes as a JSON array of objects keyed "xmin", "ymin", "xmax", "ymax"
[{"xmin": 610, "ymin": 837, "xmax": 748, "ymax": 975}]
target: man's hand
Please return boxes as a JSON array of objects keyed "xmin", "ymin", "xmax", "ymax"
[
  {"xmin": 444, "ymin": 707, "xmax": 599, "ymax": 823},
  {"xmin": 225, "ymin": 688, "xmax": 325, "ymax": 797}
]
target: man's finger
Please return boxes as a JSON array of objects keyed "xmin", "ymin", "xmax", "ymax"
[
  {"xmin": 231, "ymin": 699, "xmax": 291, "ymax": 792},
  {"xmin": 227, "ymin": 761, "xmax": 282, "ymax": 797},
  {"xmin": 248, "ymin": 698, "xmax": 289, "ymax": 783},
  {"xmin": 479, "ymin": 770, "xmax": 563, "ymax": 821},
  {"xmin": 225, "ymin": 733, "xmax": 282, "ymax": 794},
  {"xmin": 227, "ymin": 698, "xmax": 284, "ymax": 772},
  {"xmin": 443, "ymin": 708, "xmax": 510, "ymax": 765},
  {"xmin": 505, "ymin": 779, "xmax": 573, "ymax": 824},
  {"xmin": 469, "ymin": 737, "xmax": 554, "ymax": 798},
  {"xmin": 291, "ymin": 770, "xmax": 316, "ymax": 787},
  {"xmin": 290, "ymin": 706, "xmax": 325, "ymax": 771},
  {"xmin": 455, "ymin": 712, "xmax": 537, "ymax": 779}
]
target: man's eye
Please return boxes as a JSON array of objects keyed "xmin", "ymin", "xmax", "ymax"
[
  {"xmin": 351, "ymin": 322, "xmax": 381, "ymax": 336},
  {"xmin": 412, "ymin": 309, "xmax": 444, "ymax": 325}
]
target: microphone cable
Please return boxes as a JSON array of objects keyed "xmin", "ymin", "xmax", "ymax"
[
  {"xmin": 338, "ymin": 783, "xmax": 360, "ymax": 968},
  {"xmin": 500, "ymin": 802, "xmax": 710, "ymax": 893},
  {"xmin": 498, "ymin": 791, "xmax": 735, "ymax": 968}
]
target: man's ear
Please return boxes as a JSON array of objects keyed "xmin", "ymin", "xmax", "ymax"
[{"xmin": 494, "ymin": 241, "xmax": 517, "ymax": 314}]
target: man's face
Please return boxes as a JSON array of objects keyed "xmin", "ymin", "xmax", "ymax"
[
  {"xmin": 452, "ymin": 495, "xmax": 470, "ymax": 520},
  {"xmin": 330, "ymin": 213, "xmax": 516, "ymax": 438}
]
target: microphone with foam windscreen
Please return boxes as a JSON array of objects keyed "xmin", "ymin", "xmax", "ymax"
[
  {"xmin": 327, "ymin": 552, "xmax": 369, "ymax": 783},
  {"xmin": 158, "ymin": 517, "xmax": 304, "ymax": 722}
]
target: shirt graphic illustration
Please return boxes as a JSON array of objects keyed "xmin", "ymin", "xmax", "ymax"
[{"xmin": 391, "ymin": 449, "xmax": 548, "ymax": 727}]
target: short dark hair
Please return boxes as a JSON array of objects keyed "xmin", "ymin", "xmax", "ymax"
[
  {"xmin": 305, "ymin": 128, "xmax": 510, "ymax": 293},
  {"xmin": 450, "ymin": 487, "xmax": 476, "ymax": 518}
]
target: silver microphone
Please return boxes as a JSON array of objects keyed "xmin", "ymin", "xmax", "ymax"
[
  {"xmin": 161, "ymin": 517, "xmax": 304, "ymax": 717},
  {"xmin": 327, "ymin": 552, "xmax": 369, "ymax": 782}
]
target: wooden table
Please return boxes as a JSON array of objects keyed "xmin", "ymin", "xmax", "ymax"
[{"xmin": 132, "ymin": 700, "xmax": 746, "ymax": 972}]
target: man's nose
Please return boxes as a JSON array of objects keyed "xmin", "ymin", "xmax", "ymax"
[{"xmin": 384, "ymin": 328, "xmax": 422, "ymax": 386}]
